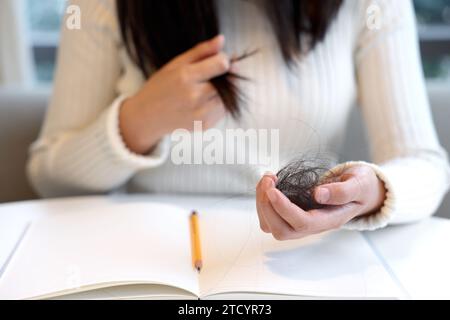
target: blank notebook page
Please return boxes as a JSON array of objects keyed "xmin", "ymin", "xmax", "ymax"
[
  {"xmin": 0, "ymin": 202, "xmax": 199, "ymax": 299},
  {"xmin": 199, "ymin": 199, "xmax": 402, "ymax": 298}
]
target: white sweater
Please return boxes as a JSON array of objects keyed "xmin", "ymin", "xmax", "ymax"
[{"xmin": 27, "ymin": 0, "xmax": 450, "ymax": 231}]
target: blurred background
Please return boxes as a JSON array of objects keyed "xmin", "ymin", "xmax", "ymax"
[
  {"xmin": 0, "ymin": 0, "xmax": 449, "ymax": 217},
  {"xmin": 10, "ymin": 0, "xmax": 450, "ymax": 87}
]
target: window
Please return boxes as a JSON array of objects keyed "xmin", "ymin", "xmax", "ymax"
[
  {"xmin": 26, "ymin": 0, "xmax": 65, "ymax": 84},
  {"xmin": 24, "ymin": 0, "xmax": 450, "ymax": 85},
  {"xmin": 414, "ymin": 0, "xmax": 450, "ymax": 80}
]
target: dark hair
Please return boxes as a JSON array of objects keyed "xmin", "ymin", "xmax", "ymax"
[
  {"xmin": 117, "ymin": 0, "xmax": 343, "ymax": 117},
  {"xmin": 275, "ymin": 158, "xmax": 341, "ymax": 211}
]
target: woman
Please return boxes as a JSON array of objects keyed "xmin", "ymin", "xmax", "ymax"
[{"xmin": 28, "ymin": 0, "xmax": 450, "ymax": 239}]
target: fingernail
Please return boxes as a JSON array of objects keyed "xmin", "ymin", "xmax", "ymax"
[
  {"xmin": 266, "ymin": 189, "xmax": 278, "ymax": 203},
  {"xmin": 215, "ymin": 34, "xmax": 225, "ymax": 44},
  {"xmin": 316, "ymin": 188, "xmax": 330, "ymax": 204},
  {"xmin": 263, "ymin": 171, "xmax": 273, "ymax": 176}
]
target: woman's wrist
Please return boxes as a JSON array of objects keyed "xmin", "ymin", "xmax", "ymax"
[
  {"xmin": 357, "ymin": 170, "xmax": 387, "ymax": 218},
  {"xmin": 119, "ymin": 96, "xmax": 167, "ymax": 155}
]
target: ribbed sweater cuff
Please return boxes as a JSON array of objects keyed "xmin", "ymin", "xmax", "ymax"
[{"xmin": 327, "ymin": 161, "xmax": 396, "ymax": 231}]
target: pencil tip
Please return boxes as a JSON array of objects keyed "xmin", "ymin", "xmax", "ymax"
[
  {"xmin": 196, "ymin": 267, "xmax": 201, "ymax": 273},
  {"xmin": 192, "ymin": 210, "xmax": 198, "ymax": 216}
]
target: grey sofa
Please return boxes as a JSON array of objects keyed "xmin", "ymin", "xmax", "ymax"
[
  {"xmin": 1, "ymin": 85, "xmax": 449, "ymax": 218},
  {"xmin": 0, "ymin": 88, "xmax": 47, "ymax": 203}
]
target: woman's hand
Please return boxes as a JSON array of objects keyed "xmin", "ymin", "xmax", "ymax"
[
  {"xmin": 256, "ymin": 164, "xmax": 386, "ymax": 240},
  {"xmin": 120, "ymin": 35, "xmax": 230, "ymax": 155}
]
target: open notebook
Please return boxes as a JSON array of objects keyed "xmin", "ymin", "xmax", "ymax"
[{"xmin": 0, "ymin": 198, "xmax": 403, "ymax": 300}]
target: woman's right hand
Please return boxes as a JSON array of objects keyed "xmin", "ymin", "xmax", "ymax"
[{"xmin": 119, "ymin": 35, "xmax": 230, "ymax": 155}]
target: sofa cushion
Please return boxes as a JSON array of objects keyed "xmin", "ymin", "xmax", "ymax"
[{"xmin": 0, "ymin": 88, "xmax": 47, "ymax": 203}]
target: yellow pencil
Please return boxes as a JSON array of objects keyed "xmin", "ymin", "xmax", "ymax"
[{"xmin": 190, "ymin": 210, "xmax": 203, "ymax": 273}]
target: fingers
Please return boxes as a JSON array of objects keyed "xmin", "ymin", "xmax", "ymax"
[
  {"xmin": 255, "ymin": 177, "xmax": 362, "ymax": 240},
  {"xmin": 265, "ymin": 188, "xmax": 308, "ymax": 231},
  {"xmin": 195, "ymin": 83, "xmax": 219, "ymax": 104},
  {"xmin": 186, "ymin": 83, "xmax": 218, "ymax": 110},
  {"xmin": 191, "ymin": 52, "xmax": 230, "ymax": 82},
  {"xmin": 309, "ymin": 202, "xmax": 361, "ymax": 230},
  {"xmin": 257, "ymin": 177, "xmax": 294, "ymax": 240},
  {"xmin": 314, "ymin": 176, "xmax": 364, "ymax": 206},
  {"xmin": 263, "ymin": 172, "xmax": 278, "ymax": 184},
  {"xmin": 256, "ymin": 176, "xmax": 272, "ymax": 233},
  {"xmin": 167, "ymin": 35, "xmax": 231, "ymax": 85},
  {"xmin": 256, "ymin": 173, "xmax": 278, "ymax": 233},
  {"xmin": 171, "ymin": 35, "xmax": 225, "ymax": 67},
  {"xmin": 256, "ymin": 170, "xmax": 366, "ymax": 241}
]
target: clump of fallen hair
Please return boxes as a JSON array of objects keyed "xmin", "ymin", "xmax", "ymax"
[{"xmin": 275, "ymin": 158, "xmax": 339, "ymax": 211}]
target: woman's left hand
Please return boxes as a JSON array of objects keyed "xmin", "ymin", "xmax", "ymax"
[{"xmin": 256, "ymin": 164, "xmax": 386, "ymax": 240}]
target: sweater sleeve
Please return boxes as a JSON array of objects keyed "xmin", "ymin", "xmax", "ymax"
[
  {"xmin": 27, "ymin": 0, "xmax": 170, "ymax": 198},
  {"xmin": 340, "ymin": 0, "xmax": 450, "ymax": 230}
]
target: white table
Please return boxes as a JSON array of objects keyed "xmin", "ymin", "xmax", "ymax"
[
  {"xmin": 1, "ymin": 194, "xmax": 450, "ymax": 300},
  {"xmin": 363, "ymin": 218, "xmax": 450, "ymax": 299}
]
